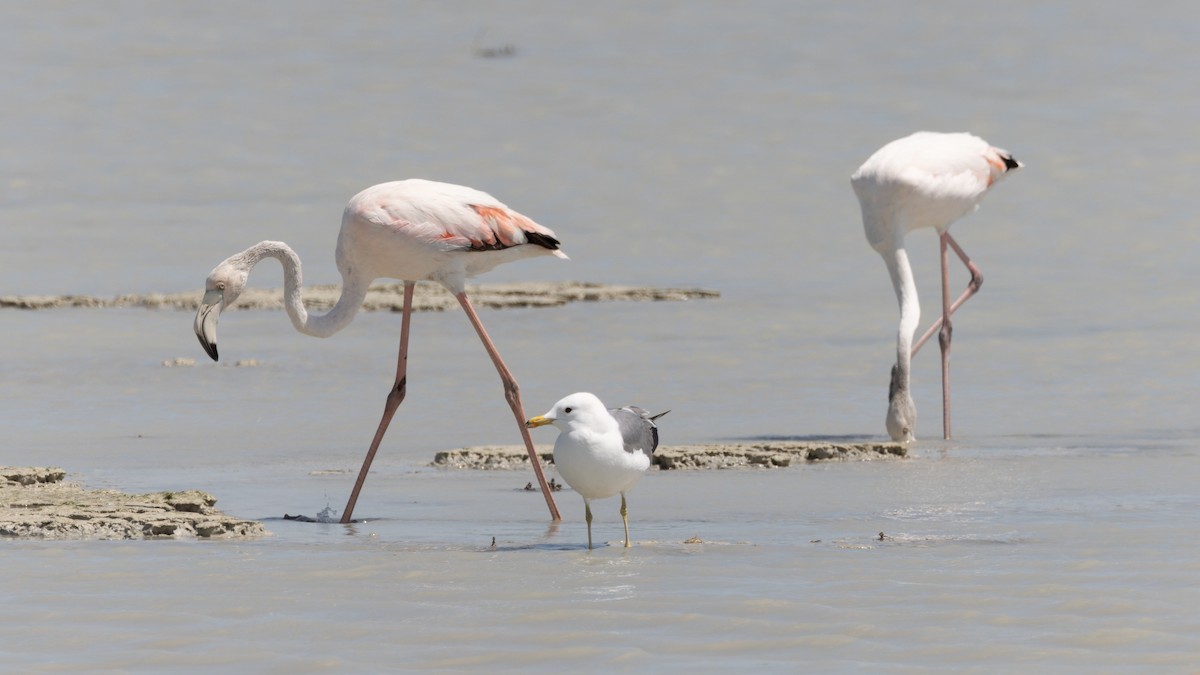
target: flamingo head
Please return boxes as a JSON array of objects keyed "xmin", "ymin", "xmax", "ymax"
[
  {"xmin": 193, "ymin": 256, "xmax": 251, "ymax": 362},
  {"xmin": 886, "ymin": 364, "xmax": 917, "ymax": 443}
]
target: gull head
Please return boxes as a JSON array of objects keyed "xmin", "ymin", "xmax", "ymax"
[{"xmin": 526, "ymin": 392, "xmax": 611, "ymax": 433}]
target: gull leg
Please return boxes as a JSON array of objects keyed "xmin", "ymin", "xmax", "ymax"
[
  {"xmin": 341, "ymin": 281, "xmax": 415, "ymax": 524},
  {"xmin": 456, "ymin": 292, "xmax": 562, "ymax": 521},
  {"xmin": 585, "ymin": 499, "xmax": 594, "ymax": 550},
  {"xmin": 620, "ymin": 492, "xmax": 631, "ymax": 548}
]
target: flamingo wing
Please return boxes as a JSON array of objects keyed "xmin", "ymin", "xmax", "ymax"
[
  {"xmin": 351, "ymin": 180, "xmax": 562, "ymax": 255},
  {"xmin": 466, "ymin": 203, "xmax": 561, "ymax": 252},
  {"xmin": 860, "ymin": 132, "xmax": 1020, "ymax": 199}
]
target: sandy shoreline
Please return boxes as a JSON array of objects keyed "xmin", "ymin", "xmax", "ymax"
[
  {"xmin": 1, "ymin": 467, "xmax": 266, "ymax": 540},
  {"xmin": 0, "ymin": 281, "xmax": 719, "ymax": 312}
]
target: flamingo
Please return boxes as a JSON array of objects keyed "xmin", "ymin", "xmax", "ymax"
[
  {"xmin": 851, "ymin": 132, "xmax": 1021, "ymax": 442},
  {"xmin": 194, "ymin": 179, "xmax": 566, "ymax": 523},
  {"xmin": 526, "ymin": 393, "xmax": 667, "ymax": 549}
]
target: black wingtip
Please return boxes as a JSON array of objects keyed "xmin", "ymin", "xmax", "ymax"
[
  {"xmin": 522, "ymin": 230, "xmax": 562, "ymax": 252},
  {"xmin": 1002, "ymin": 154, "xmax": 1021, "ymax": 170}
]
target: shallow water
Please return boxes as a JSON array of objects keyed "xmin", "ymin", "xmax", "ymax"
[{"xmin": 3, "ymin": 1, "xmax": 1199, "ymax": 671}]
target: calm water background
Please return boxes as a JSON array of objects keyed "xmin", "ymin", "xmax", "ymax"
[{"xmin": 3, "ymin": 1, "xmax": 1199, "ymax": 671}]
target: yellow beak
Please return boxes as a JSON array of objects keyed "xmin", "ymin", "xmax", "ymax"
[{"xmin": 525, "ymin": 415, "xmax": 554, "ymax": 429}]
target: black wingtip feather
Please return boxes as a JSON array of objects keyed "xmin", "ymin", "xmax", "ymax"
[{"xmin": 522, "ymin": 230, "xmax": 561, "ymax": 251}]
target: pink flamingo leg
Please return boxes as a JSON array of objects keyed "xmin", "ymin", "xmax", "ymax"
[
  {"xmin": 937, "ymin": 233, "xmax": 953, "ymax": 440},
  {"xmin": 455, "ymin": 292, "xmax": 562, "ymax": 521},
  {"xmin": 341, "ymin": 281, "xmax": 415, "ymax": 524},
  {"xmin": 911, "ymin": 233, "xmax": 984, "ymax": 357}
]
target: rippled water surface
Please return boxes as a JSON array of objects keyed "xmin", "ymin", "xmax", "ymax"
[{"xmin": 3, "ymin": 1, "xmax": 1199, "ymax": 671}]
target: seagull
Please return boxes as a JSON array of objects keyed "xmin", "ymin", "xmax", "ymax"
[
  {"xmin": 194, "ymin": 179, "xmax": 567, "ymax": 523},
  {"xmin": 526, "ymin": 393, "xmax": 668, "ymax": 549},
  {"xmin": 851, "ymin": 131, "xmax": 1021, "ymax": 441}
]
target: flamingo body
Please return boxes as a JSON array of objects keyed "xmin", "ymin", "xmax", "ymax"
[
  {"xmin": 195, "ymin": 179, "xmax": 566, "ymax": 522},
  {"xmin": 853, "ymin": 132, "xmax": 1016, "ymax": 251},
  {"xmin": 338, "ymin": 180, "xmax": 566, "ymax": 293},
  {"xmin": 851, "ymin": 132, "xmax": 1021, "ymax": 442}
]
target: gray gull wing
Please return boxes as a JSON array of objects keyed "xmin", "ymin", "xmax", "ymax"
[{"xmin": 609, "ymin": 406, "xmax": 669, "ymax": 456}]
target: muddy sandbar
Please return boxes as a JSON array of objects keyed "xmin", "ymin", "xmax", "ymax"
[{"xmin": 1, "ymin": 467, "xmax": 266, "ymax": 540}]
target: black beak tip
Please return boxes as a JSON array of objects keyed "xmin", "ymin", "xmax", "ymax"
[{"xmin": 196, "ymin": 333, "xmax": 219, "ymax": 362}]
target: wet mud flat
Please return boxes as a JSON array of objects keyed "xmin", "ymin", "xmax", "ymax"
[
  {"xmin": 0, "ymin": 467, "xmax": 265, "ymax": 540},
  {"xmin": 433, "ymin": 441, "xmax": 907, "ymax": 470},
  {"xmin": 0, "ymin": 281, "xmax": 719, "ymax": 312}
]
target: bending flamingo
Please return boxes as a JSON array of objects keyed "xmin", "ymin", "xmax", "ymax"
[
  {"xmin": 851, "ymin": 132, "xmax": 1021, "ymax": 442},
  {"xmin": 194, "ymin": 179, "xmax": 566, "ymax": 523}
]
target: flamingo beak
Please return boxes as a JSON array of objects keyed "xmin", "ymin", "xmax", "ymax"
[
  {"xmin": 525, "ymin": 415, "xmax": 554, "ymax": 429},
  {"xmin": 194, "ymin": 288, "xmax": 223, "ymax": 362}
]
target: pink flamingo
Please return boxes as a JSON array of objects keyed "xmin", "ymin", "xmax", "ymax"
[
  {"xmin": 194, "ymin": 179, "xmax": 566, "ymax": 523},
  {"xmin": 851, "ymin": 132, "xmax": 1021, "ymax": 442}
]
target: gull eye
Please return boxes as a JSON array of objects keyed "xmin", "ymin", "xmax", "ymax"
[{"xmin": 564, "ymin": 407, "xmax": 573, "ymax": 414}]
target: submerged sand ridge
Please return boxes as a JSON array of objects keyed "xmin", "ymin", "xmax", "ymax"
[
  {"xmin": 0, "ymin": 468, "xmax": 266, "ymax": 540},
  {"xmin": 434, "ymin": 441, "xmax": 907, "ymax": 470},
  {"xmin": 0, "ymin": 281, "xmax": 719, "ymax": 312}
]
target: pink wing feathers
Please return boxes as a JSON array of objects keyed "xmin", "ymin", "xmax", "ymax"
[
  {"xmin": 466, "ymin": 204, "xmax": 561, "ymax": 253},
  {"xmin": 349, "ymin": 180, "xmax": 564, "ymax": 256}
]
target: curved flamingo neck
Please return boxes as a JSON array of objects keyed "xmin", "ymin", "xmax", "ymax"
[
  {"xmin": 882, "ymin": 244, "xmax": 919, "ymax": 385},
  {"xmin": 880, "ymin": 243, "xmax": 920, "ymax": 441},
  {"xmin": 238, "ymin": 241, "xmax": 369, "ymax": 339}
]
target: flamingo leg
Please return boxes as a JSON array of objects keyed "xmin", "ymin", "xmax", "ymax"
[
  {"xmin": 937, "ymin": 233, "xmax": 953, "ymax": 440},
  {"xmin": 455, "ymin": 292, "xmax": 562, "ymax": 521},
  {"xmin": 911, "ymin": 233, "xmax": 983, "ymax": 358},
  {"xmin": 340, "ymin": 281, "xmax": 415, "ymax": 524}
]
